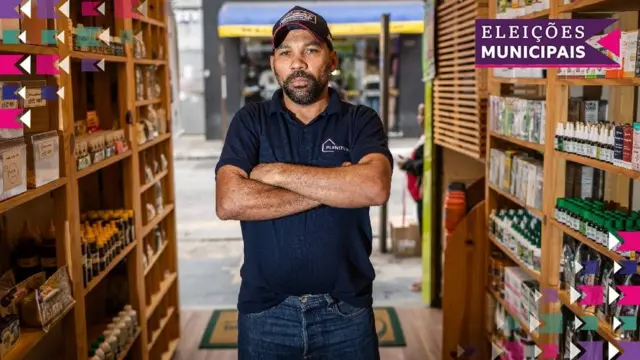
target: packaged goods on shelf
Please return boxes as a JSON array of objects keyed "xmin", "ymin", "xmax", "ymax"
[
  {"xmin": 561, "ymin": 236, "xmax": 640, "ymax": 341},
  {"xmin": 504, "ymin": 266, "xmax": 539, "ymax": 321},
  {"xmin": 0, "ymin": 138, "xmax": 27, "ymax": 201},
  {"xmin": 495, "ymin": 0, "xmax": 549, "ymax": 19},
  {"xmin": 489, "ymin": 95, "xmax": 546, "ymax": 145},
  {"xmin": 558, "ymin": 29, "xmax": 640, "ymax": 79},
  {"xmin": 80, "ymin": 210, "xmax": 135, "ymax": 287},
  {"xmin": 26, "ymin": 131, "xmax": 60, "ymax": 188},
  {"xmin": 489, "ymin": 251, "xmax": 514, "ymax": 294},
  {"xmin": 489, "ymin": 302, "xmax": 538, "ymax": 360},
  {"xmin": 558, "ymin": 306, "xmax": 607, "ymax": 359},
  {"xmin": 490, "ymin": 208, "xmax": 542, "ymax": 273},
  {"xmin": 71, "ymin": 25, "xmax": 124, "ymax": 56},
  {"xmin": 88, "ymin": 304, "xmax": 139, "ymax": 360},
  {"xmin": 489, "ymin": 149, "xmax": 543, "ymax": 210},
  {"xmin": 75, "ymin": 130, "xmax": 129, "ymax": 171},
  {"xmin": 0, "ymin": 271, "xmax": 20, "ymax": 358},
  {"xmin": 554, "ymin": 122, "xmax": 623, "ymax": 166},
  {"xmin": 11, "ymin": 221, "xmax": 59, "ymax": 282},
  {"xmin": 556, "ymin": 197, "xmax": 640, "ymax": 260},
  {"xmin": 492, "ymin": 68, "xmax": 545, "ymax": 78}
]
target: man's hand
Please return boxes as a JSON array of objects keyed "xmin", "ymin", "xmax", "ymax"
[{"xmin": 249, "ymin": 163, "xmax": 283, "ymax": 185}]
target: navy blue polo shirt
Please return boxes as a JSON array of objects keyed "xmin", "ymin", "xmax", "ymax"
[{"xmin": 215, "ymin": 88, "xmax": 393, "ymax": 314}]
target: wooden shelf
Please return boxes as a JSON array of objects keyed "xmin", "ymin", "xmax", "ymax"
[
  {"xmin": 490, "ymin": 77, "xmax": 547, "ymax": 85},
  {"xmin": 489, "ymin": 290, "xmax": 541, "ymax": 346},
  {"xmin": 71, "ymin": 52, "xmax": 128, "ymax": 63},
  {"xmin": 144, "ymin": 240, "xmax": 169, "ymax": 276},
  {"xmin": 3, "ymin": 301, "xmax": 75, "ymax": 360},
  {"xmin": 142, "ymin": 203, "xmax": 175, "ymax": 238},
  {"xmin": 555, "ymin": 151, "xmax": 640, "ymax": 181},
  {"xmin": 549, "ymin": 218, "xmax": 625, "ymax": 262},
  {"xmin": 558, "ymin": 291, "xmax": 622, "ymax": 351},
  {"xmin": 84, "ymin": 241, "xmax": 137, "ymax": 295},
  {"xmin": 0, "ymin": 1, "xmax": 179, "ymax": 358},
  {"xmin": 0, "ymin": 178, "xmax": 67, "ymax": 215},
  {"xmin": 488, "ymin": 183, "xmax": 544, "ymax": 218},
  {"xmin": 488, "ymin": 233, "xmax": 541, "ymax": 281},
  {"xmin": 557, "ymin": 0, "xmax": 640, "ymax": 13},
  {"xmin": 135, "ymin": 98, "xmax": 163, "ymax": 107},
  {"xmin": 147, "ymin": 307, "xmax": 176, "ymax": 351},
  {"xmin": 520, "ymin": 9, "xmax": 550, "ymax": 18},
  {"xmin": 557, "ymin": 77, "xmax": 640, "ymax": 86},
  {"xmin": 134, "ymin": 59, "xmax": 167, "ymax": 66},
  {"xmin": 146, "ymin": 272, "xmax": 178, "ymax": 321},
  {"xmin": 161, "ymin": 339, "xmax": 179, "ymax": 360},
  {"xmin": 141, "ymin": 170, "xmax": 168, "ymax": 194},
  {"xmin": 139, "ymin": 133, "xmax": 171, "ymax": 152},
  {"xmin": 118, "ymin": 328, "xmax": 141, "ymax": 360},
  {"xmin": 489, "ymin": 132, "xmax": 545, "ymax": 152}
]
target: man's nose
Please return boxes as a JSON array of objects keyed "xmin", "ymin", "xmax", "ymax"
[{"xmin": 290, "ymin": 54, "xmax": 307, "ymax": 70}]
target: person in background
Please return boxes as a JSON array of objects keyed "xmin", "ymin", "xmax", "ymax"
[
  {"xmin": 215, "ymin": 5, "xmax": 392, "ymax": 359},
  {"xmin": 396, "ymin": 102, "xmax": 425, "ymax": 292}
]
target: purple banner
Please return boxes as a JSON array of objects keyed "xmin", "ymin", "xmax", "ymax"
[{"xmin": 476, "ymin": 19, "xmax": 619, "ymax": 68}]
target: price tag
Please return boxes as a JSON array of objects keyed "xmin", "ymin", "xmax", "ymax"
[
  {"xmin": 24, "ymin": 87, "xmax": 46, "ymax": 108},
  {"xmin": 38, "ymin": 139, "xmax": 55, "ymax": 160},
  {"xmin": 0, "ymin": 84, "xmax": 18, "ymax": 109}
]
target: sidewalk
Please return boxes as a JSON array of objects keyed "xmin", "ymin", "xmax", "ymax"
[{"xmin": 173, "ymin": 134, "xmax": 420, "ymax": 160}]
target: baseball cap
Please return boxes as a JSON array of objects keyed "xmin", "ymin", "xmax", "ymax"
[{"xmin": 272, "ymin": 6, "xmax": 333, "ymax": 51}]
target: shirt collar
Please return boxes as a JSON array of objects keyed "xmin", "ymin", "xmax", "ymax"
[{"xmin": 269, "ymin": 87, "xmax": 342, "ymax": 116}]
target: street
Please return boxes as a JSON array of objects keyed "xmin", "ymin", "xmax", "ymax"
[{"xmin": 174, "ymin": 136, "xmax": 425, "ymax": 309}]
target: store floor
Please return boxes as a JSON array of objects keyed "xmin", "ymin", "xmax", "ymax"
[{"xmin": 175, "ymin": 307, "xmax": 442, "ymax": 359}]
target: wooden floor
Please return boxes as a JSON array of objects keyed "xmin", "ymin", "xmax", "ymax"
[{"xmin": 175, "ymin": 307, "xmax": 442, "ymax": 360}]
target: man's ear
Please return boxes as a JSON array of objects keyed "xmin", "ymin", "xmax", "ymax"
[
  {"xmin": 270, "ymin": 55, "xmax": 274, "ymax": 72},
  {"xmin": 330, "ymin": 51, "xmax": 339, "ymax": 72}
]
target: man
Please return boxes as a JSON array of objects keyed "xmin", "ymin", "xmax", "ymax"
[{"xmin": 215, "ymin": 5, "xmax": 393, "ymax": 360}]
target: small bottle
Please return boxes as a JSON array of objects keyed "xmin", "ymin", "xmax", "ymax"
[
  {"xmin": 555, "ymin": 123, "xmax": 564, "ymax": 151},
  {"xmin": 118, "ymin": 310, "xmax": 133, "ymax": 337},
  {"xmin": 124, "ymin": 305, "xmax": 139, "ymax": 330},
  {"xmin": 89, "ymin": 349, "xmax": 102, "ymax": 360},
  {"xmin": 607, "ymin": 126, "xmax": 616, "ymax": 164},
  {"xmin": 107, "ymin": 324, "xmax": 121, "ymax": 353},
  {"xmin": 103, "ymin": 330, "xmax": 119, "ymax": 358},
  {"xmin": 97, "ymin": 335, "xmax": 114, "ymax": 360},
  {"xmin": 565, "ymin": 122, "xmax": 574, "ymax": 153},
  {"xmin": 39, "ymin": 220, "xmax": 57, "ymax": 278}
]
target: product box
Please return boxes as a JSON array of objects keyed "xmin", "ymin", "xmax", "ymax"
[
  {"xmin": 583, "ymin": 101, "xmax": 599, "ymax": 123},
  {"xmin": 389, "ymin": 217, "xmax": 421, "ymax": 257},
  {"xmin": 0, "ymin": 271, "xmax": 20, "ymax": 360},
  {"xmin": 622, "ymin": 31, "xmax": 638, "ymax": 78},
  {"xmin": 632, "ymin": 123, "xmax": 640, "ymax": 171}
]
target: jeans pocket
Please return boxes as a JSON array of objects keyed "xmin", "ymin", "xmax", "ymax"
[
  {"xmin": 332, "ymin": 300, "xmax": 367, "ymax": 318},
  {"xmin": 244, "ymin": 305, "xmax": 276, "ymax": 319}
]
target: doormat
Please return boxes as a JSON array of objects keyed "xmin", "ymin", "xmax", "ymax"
[{"xmin": 199, "ymin": 307, "xmax": 406, "ymax": 349}]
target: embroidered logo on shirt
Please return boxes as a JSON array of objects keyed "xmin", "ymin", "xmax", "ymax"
[
  {"xmin": 280, "ymin": 10, "xmax": 317, "ymax": 25},
  {"xmin": 322, "ymin": 139, "xmax": 349, "ymax": 153}
]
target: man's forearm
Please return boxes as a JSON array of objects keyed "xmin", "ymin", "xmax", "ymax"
[
  {"xmin": 266, "ymin": 162, "xmax": 389, "ymax": 208},
  {"xmin": 217, "ymin": 177, "xmax": 321, "ymax": 221}
]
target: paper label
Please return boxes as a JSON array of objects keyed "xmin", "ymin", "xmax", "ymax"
[
  {"xmin": 24, "ymin": 87, "xmax": 46, "ymax": 108},
  {"xmin": 38, "ymin": 139, "xmax": 55, "ymax": 159},
  {"xmin": 3, "ymin": 148, "xmax": 22, "ymax": 192}
]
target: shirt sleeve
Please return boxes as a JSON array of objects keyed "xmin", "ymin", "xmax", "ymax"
[
  {"xmin": 350, "ymin": 106, "xmax": 394, "ymax": 168},
  {"xmin": 214, "ymin": 108, "xmax": 260, "ymax": 177}
]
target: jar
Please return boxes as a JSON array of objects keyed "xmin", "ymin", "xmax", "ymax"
[{"xmin": 124, "ymin": 305, "xmax": 139, "ymax": 330}]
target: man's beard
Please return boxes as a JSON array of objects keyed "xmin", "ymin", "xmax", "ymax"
[{"xmin": 276, "ymin": 65, "xmax": 331, "ymax": 105}]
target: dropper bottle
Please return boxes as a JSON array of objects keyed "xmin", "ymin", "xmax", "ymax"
[{"xmin": 555, "ymin": 123, "xmax": 564, "ymax": 151}]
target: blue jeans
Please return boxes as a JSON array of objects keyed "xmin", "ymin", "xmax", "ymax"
[{"xmin": 238, "ymin": 294, "xmax": 380, "ymax": 360}]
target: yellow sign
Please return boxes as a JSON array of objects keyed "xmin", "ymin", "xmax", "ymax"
[{"xmin": 218, "ymin": 21, "xmax": 424, "ymax": 38}]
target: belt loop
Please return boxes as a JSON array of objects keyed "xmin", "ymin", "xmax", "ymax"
[{"xmin": 323, "ymin": 294, "xmax": 336, "ymax": 305}]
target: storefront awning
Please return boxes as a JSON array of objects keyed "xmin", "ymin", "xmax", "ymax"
[{"xmin": 218, "ymin": 1, "xmax": 424, "ymax": 38}]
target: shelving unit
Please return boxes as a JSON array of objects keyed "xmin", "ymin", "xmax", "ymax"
[
  {"xmin": 0, "ymin": 1, "xmax": 179, "ymax": 360},
  {"xmin": 482, "ymin": 0, "xmax": 640, "ymax": 357}
]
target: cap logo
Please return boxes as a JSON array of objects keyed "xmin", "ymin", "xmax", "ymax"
[{"xmin": 280, "ymin": 10, "xmax": 317, "ymax": 25}]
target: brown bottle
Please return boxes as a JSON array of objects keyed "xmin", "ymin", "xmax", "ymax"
[
  {"xmin": 12, "ymin": 222, "xmax": 41, "ymax": 282},
  {"xmin": 39, "ymin": 220, "xmax": 57, "ymax": 278}
]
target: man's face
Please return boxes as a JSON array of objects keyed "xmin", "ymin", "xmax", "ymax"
[{"xmin": 271, "ymin": 29, "xmax": 337, "ymax": 105}]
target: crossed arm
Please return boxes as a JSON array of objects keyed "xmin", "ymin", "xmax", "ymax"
[{"xmin": 215, "ymin": 154, "xmax": 392, "ymax": 221}]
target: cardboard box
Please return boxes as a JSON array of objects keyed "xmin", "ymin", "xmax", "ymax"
[{"xmin": 389, "ymin": 216, "xmax": 421, "ymax": 257}]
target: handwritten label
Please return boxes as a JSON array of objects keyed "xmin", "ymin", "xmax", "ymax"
[
  {"xmin": 3, "ymin": 148, "xmax": 22, "ymax": 192},
  {"xmin": 24, "ymin": 87, "xmax": 46, "ymax": 108},
  {"xmin": 38, "ymin": 139, "xmax": 55, "ymax": 160}
]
